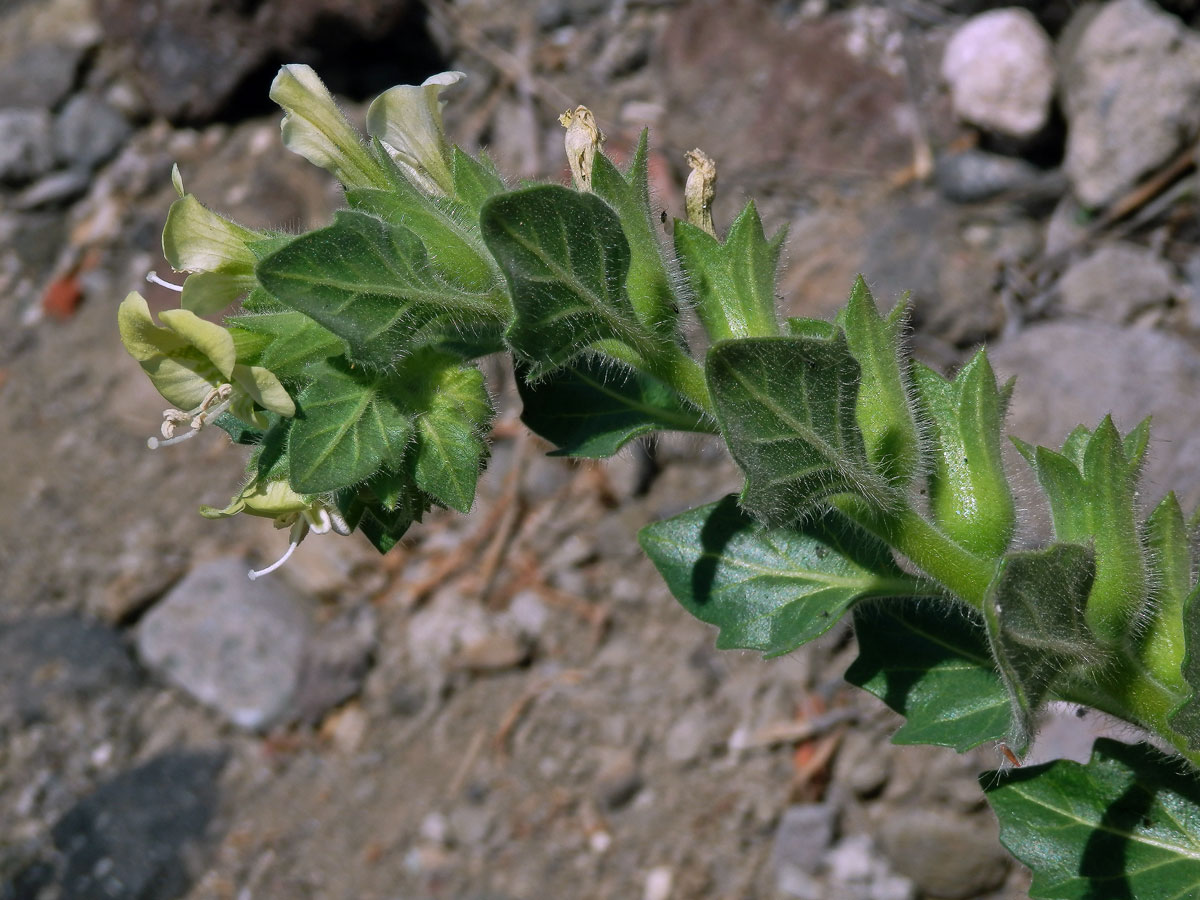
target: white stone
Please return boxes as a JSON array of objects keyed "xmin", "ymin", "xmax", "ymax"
[
  {"xmin": 1061, "ymin": 0, "xmax": 1200, "ymax": 207},
  {"xmin": 137, "ymin": 558, "xmax": 310, "ymax": 731},
  {"xmin": 941, "ymin": 8, "xmax": 1055, "ymax": 139}
]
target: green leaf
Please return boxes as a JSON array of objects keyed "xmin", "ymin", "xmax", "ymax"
[
  {"xmin": 451, "ymin": 147, "xmax": 506, "ymax": 213},
  {"xmin": 256, "ymin": 210, "xmax": 504, "ymax": 369},
  {"xmin": 1172, "ymin": 587, "xmax": 1200, "ymax": 750},
  {"xmin": 517, "ymin": 357, "xmax": 712, "ymax": 458},
  {"xmin": 984, "ymin": 542, "xmax": 1100, "ymax": 752},
  {"xmin": 985, "ymin": 739, "xmax": 1200, "ymax": 900},
  {"xmin": 786, "ymin": 317, "xmax": 835, "ymax": 339},
  {"xmin": 639, "ymin": 495, "xmax": 925, "ymax": 658},
  {"xmin": 399, "ymin": 351, "xmax": 492, "ymax": 513},
  {"xmin": 835, "ymin": 277, "xmax": 920, "ymax": 484},
  {"xmin": 912, "ymin": 351, "xmax": 1015, "ymax": 558},
  {"xmin": 336, "ymin": 482, "xmax": 428, "ymax": 554},
  {"xmin": 345, "ymin": 182, "xmax": 499, "ymax": 294},
  {"xmin": 287, "ymin": 357, "xmax": 414, "ymax": 493},
  {"xmin": 846, "ymin": 603, "xmax": 1011, "ymax": 751},
  {"xmin": 212, "ymin": 411, "xmax": 270, "ymax": 445},
  {"xmin": 229, "ymin": 289, "xmax": 345, "ymax": 379},
  {"xmin": 591, "ymin": 134, "xmax": 680, "ymax": 336},
  {"xmin": 674, "ymin": 200, "xmax": 782, "ymax": 341},
  {"xmin": 1015, "ymin": 417, "xmax": 1150, "ymax": 644},
  {"xmin": 248, "ymin": 415, "xmax": 289, "ymax": 481},
  {"xmin": 1143, "ymin": 493, "xmax": 1191, "ymax": 694},
  {"xmin": 706, "ymin": 335, "xmax": 895, "ymax": 526},
  {"xmin": 480, "ymin": 184, "xmax": 650, "ymax": 378}
]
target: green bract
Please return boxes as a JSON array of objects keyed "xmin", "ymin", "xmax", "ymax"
[{"xmin": 119, "ymin": 64, "xmax": 1200, "ymax": 898}]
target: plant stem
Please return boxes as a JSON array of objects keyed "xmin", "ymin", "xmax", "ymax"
[
  {"xmin": 1061, "ymin": 663, "xmax": 1200, "ymax": 768},
  {"xmin": 598, "ymin": 339, "xmax": 714, "ymax": 418},
  {"xmin": 833, "ymin": 496, "xmax": 996, "ymax": 610},
  {"xmin": 649, "ymin": 347, "xmax": 713, "ymax": 417}
]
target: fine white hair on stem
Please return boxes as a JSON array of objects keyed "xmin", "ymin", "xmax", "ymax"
[{"xmin": 146, "ymin": 271, "xmax": 184, "ymax": 292}]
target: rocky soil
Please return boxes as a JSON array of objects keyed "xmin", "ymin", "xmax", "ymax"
[{"xmin": 5, "ymin": 1, "xmax": 1200, "ymax": 898}]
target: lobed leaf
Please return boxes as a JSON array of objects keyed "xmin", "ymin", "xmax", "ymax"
[
  {"xmin": 345, "ymin": 178, "xmax": 499, "ymax": 294},
  {"xmin": 639, "ymin": 495, "xmax": 926, "ymax": 658},
  {"xmin": 985, "ymin": 739, "xmax": 1200, "ymax": 899},
  {"xmin": 912, "ymin": 351, "xmax": 1015, "ymax": 558},
  {"xmin": 451, "ymin": 147, "xmax": 506, "ymax": 214},
  {"xmin": 256, "ymin": 210, "xmax": 504, "ymax": 369},
  {"xmin": 590, "ymin": 134, "xmax": 681, "ymax": 336},
  {"xmin": 984, "ymin": 542, "xmax": 1101, "ymax": 752},
  {"xmin": 846, "ymin": 603, "xmax": 1011, "ymax": 751},
  {"xmin": 706, "ymin": 335, "xmax": 895, "ymax": 526},
  {"xmin": 835, "ymin": 277, "xmax": 920, "ymax": 484},
  {"xmin": 1143, "ymin": 494, "xmax": 1192, "ymax": 702},
  {"xmin": 229, "ymin": 289, "xmax": 344, "ymax": 379},
  {"xmin": 1172, "ymin": 602, "xmax": 1200, "ymax": 752},
  {"xmin": 517, "ymin": 357, "xmax": 713, "ymax": 458},
  {"xmin": 480, "ymin": 184, "xmax": 651, "ymax": 378},
  {"xmin": 336, "ymin": 480, "xmax": 431, "ymax": 554},
  {"xmin": 287, "ymin": 357, "xmax": 414, "ymax": 493},
  {"xmin": 401, "ymin": 352, "xmax": 492, "ymax": 513},
  {"xmin": 674, "ymin": 201, "xmax": 783, "ymax": 342},
  {"xmin": 1014, "ymin": 417, "xmax": 1150, "ymax": 645}
]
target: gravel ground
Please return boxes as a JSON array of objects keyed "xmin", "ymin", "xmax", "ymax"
[{"xmin": 5, "ymin": 2, "xmax": 1200, "ymax": 898}]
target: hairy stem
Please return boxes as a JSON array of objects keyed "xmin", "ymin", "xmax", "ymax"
[{"xmin": 832, "ymin": 496, "xmax": 997, "ymax": 611}]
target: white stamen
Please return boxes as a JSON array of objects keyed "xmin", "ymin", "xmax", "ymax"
[
  {"xmin": 148, "ymin": 429, "xmax": 201, "ymax": 449},
  {"xmin": 148, "ymin": 391, "xmax": 235, "ymax": 450},
  {"xmin": 248, "ymin": 518, "xmax": 308, "ymax": 580},
  {"xmin": 146, "ymin": 271, "xmax": 184, "ymax": 292}
]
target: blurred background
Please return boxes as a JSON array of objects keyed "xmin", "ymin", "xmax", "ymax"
[{"xmin": 4, "ymin": 0, "xmax": 1200, "ymax": 897}]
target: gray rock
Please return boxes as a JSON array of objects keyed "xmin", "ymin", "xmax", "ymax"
[
  {"xmin": 941, "ymin": 8, "xmax": 1055, "ymax": 139},
  {"xmin": 833, "ymin": 729, "xmax": 891, "ymax": 798},
  {"xmin": 98, "ymin": 0, "xmax": 414, "ymax": 121},
  {"xmin": 534, "ymin": 0, "xmax": 610, "ymax": 29},
  {"xmin": 289, "ymin": 608, "xmax": 376, "ymax": 725},
  {"xmin": 0, "ymin": 109, "xmax": 54, "ymax": 183},
  {"xmin": 862, "ymin": 196, "xmax": 1002, "ymax": 345},
  {"xmin": 137, "ymin": 558, "xmax": 311, "ymax": 731},
  {"xmin": 1057, "ymin": 242, "xmax": 1178, "ymax": 322},
  {"xmin": 54, "ymin": 93, "xmax": 132, "ymax": 170},
  {"xmin": 935, "ymin": 149, "xmax": 1045, "ymax": 203},
  {"xmin": 1043, "ymin": 195, "xmax": 1089, "ymax": 257},
  {"xmin": 593, "ymin": 747, "xmax": 642, "ymax": 810},
  {"xmin": 12, "ymin": 167, "xmax": 91, "ymax": 210},
  {"xmin": 826, "ymin": 835, "xmax": 916, "ymax": 900},
  {"xmin": 0, "ymin": 44, "xmax": 86, "ymax": 110},
  {"xmin": 46, "ymin": 751, "xmax": 224, "ymax": 900},
  {"xmin": 878, "ymin": 809, "xmax": 1008, "ymax": 899},
  {"xmin": 0, "ymin": 615, "xmax": 138, "ymax": 722},
  {"xmin": 990, "ymin": 321, "xmax": 1200, "ymax": 512},
  {"xmin": 1061, "ymin": 0, "xmax": 1200, "ymax": 208},
  {"xmin": 771, "ymin": 804, "xmax": 838, "ymax": 892},
  {"xmin": 664, "ymin": 707, "xmax": 712, "ymax": 765}
]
